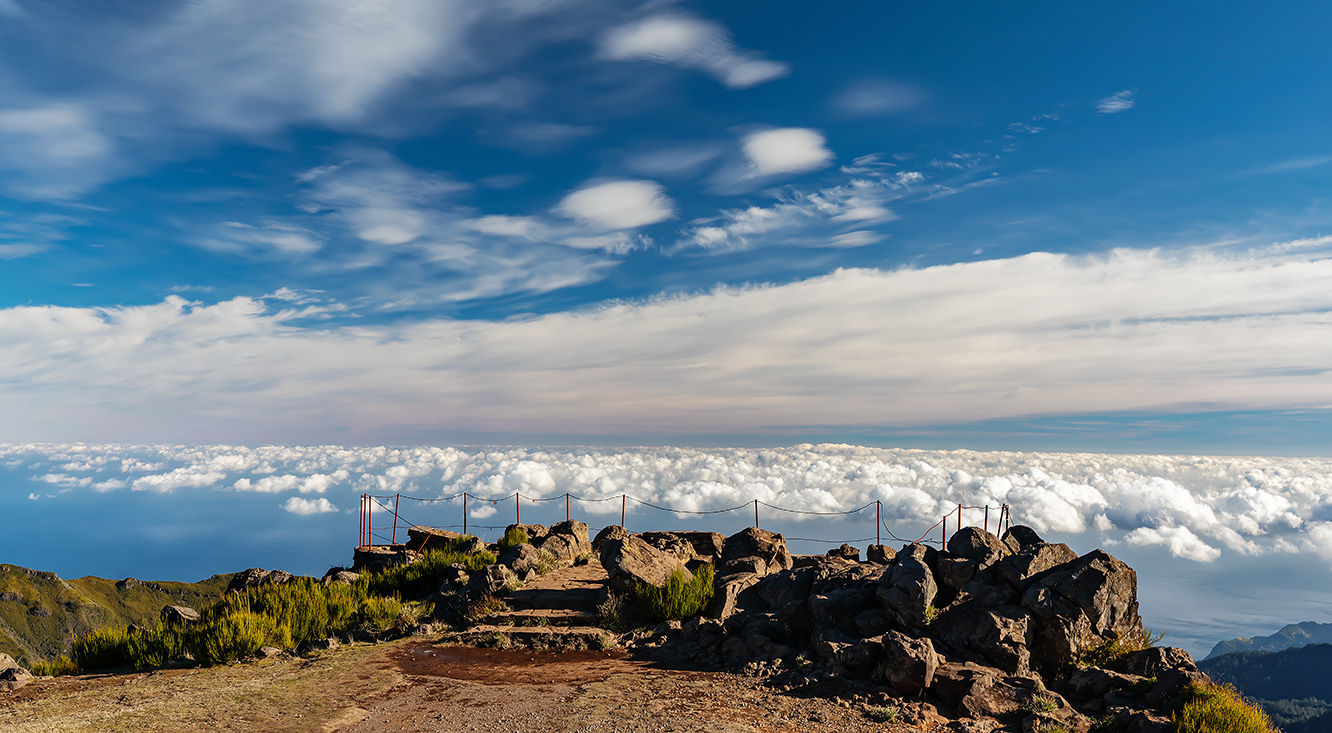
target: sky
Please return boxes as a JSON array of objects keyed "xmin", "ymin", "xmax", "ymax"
[
  {"xmin": 0, "ymin": 1, "xmax": 1331, "ymax": 451},
  {"xmin": 3, "ymin": 2, "xmax": 1332, "ymax": 656}
]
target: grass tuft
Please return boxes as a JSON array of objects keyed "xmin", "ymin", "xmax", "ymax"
[
  {"xmin": 1023, "ymin": 692, "xmax": 1060, "ymax": 713},
  {"xmin": 30, "ymin": 655, "xmax": 79, "ymax": 677},
  {"xmin": 71, "ymin": 626, "xmax": 131, "ymax": 672},
  {"xmin": 635, "ymin": 563, "xmax": 714, "ymax": 622},
  {"xmin": 865, "ymin": 705, "xmax": 899, "ymax": 723},
  {"xmin": 1173, "ymin": 682, "xmax": 1278, "ymax": 733},
  {"xmin": 496, "ymin": 527, "xmax": 529, "ymax": 556}
]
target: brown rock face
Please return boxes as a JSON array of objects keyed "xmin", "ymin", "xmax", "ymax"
[
  {"xmin": 600, "ymin": 534, "xmax": 692, "ymax": 595},
  {"xmin": 877, "ymin": 630, "xmax": 938, "ymax": 694},
  {"xmin": 405, "ymin": 525, "xmax": 465, "ymax": 552},
  {"xmin": 463, "ymin": 564, "xmax": 517, "ymax": 602},
  {"xmin": 866, "ymin": 544, "xmax": 896, "ymax": 564},
  {"xmin": 537, "ymin": 520, "xmax": 591, "ymax": 564},
  {"xmin": 875, "ymin": 552, "xmax": 937, "ymax": 629},
  {"xmin": 500, "ymin": 543, "xmax": 545, "ymax": 575},
  {"xmin": 160, "ymin": 604, "xmax": 200, "ymax": 625},
  {"xmin": 994, "ymin": 542, "xmax": 1079, "ymax": 590},
  {"xmin": 720, "ymin": 528, "xmax": 793, "ymax": 577},
  {"xmin": 947, "ymin": 527, "xmax": 1010, "ymax": 567},
  {"xmin": 592, "ymin": 524, "xmax": 628, "ymax": 552},
  {"xmin": 1021, "ymin": 549, "xmax": 1142, "ymax": 674},
  {"xmin": 226, "ymin": 568, "xmax": 297, "ymax": 594}
]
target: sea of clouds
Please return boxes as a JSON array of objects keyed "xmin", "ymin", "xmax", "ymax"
[{"xmin": 10, "ymin": 442, "xmax": 1332, "ymax": 565}]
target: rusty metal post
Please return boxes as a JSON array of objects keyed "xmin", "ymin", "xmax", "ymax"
[
  {"xmin": 876, "ymin": 501, "xmax": 881, "ymax": 546},
  {"xmin": 358, "ymin": 494, "xmax": 363, "ymax": 547},
  {"xmin": 942, "ymin": 513, "xmax": 947, "ymax": 547},
  {"xmin": 754, "ymin": 499, "xmax": 759, "ymax": 529},
  {"xmin": 621, "ymin": 494, "xmax": 626, "ymax": 528},
  {"xmin": 516, "ymin": 493, "xmax": 521, "ymax": 525},
  {"xmin": 957, "ymin": 504, "xmax": 963, "ymax": 532},
  {"xmin": 392, "ymin": 494, "xmax": 400, "ymax": 544},
  {"xmin": 566, "ymin": 493, "xmax": 570, "ymax": 523},
  {"xmin": 985, "ymin": 505, "xmax": 990, "ymax": 534},
  {"xmin": 463, "ymin": 493, "xmax": 468, "ymax": 536}
]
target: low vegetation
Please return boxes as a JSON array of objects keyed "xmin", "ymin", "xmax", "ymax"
[
  {"xmin": 1173, "ymin": 682, "xmax": 1278, "ymax": 733},
  {"xmin": 635, "ymin": 563, "xmax": 714, "ymax": 622},
  {"xmin": 1077, "ymin": 626, "xmax": 1165, "ymax": 669},
  {"xmin": 62, "ymin": 534, "xmax": 490, "ymax": 674},
  {"xmin": 864, "ymin": 704, "xmax": 899, "ymax": 722},
  {"xmin": 496, "ymin": 527, "xmax": 529, "ymax": 555}
]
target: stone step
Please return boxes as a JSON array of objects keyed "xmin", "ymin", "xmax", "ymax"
[
  {"xmin": 507, "ymin": 587, "xmax": 603, "ymax": 611},
  {"xmin": 483, "ymin": 608, "xmax": 598, "ymax": 627},
  {"xmin": 449, "ymin": 625, "xmax": 616, "ymax": 650}
]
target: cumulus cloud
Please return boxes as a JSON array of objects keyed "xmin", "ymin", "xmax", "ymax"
[
  {"xmin": 742, "ymin": 128, "xmax": 833, "ymax": 177},
  {"xmin": 10, "ymin": 442, "xmax": 1332, "ymax": 564},
  {"xmin": 1097, "ymin": 90, "xmax": 1135, "ymax": 114},
  {"xmin": 600, "ymin": 14, "xmax": 789, "ymax": 89},
  {"xmin": 557, "ymin": 180, "xmax": 675, "ymax": 230},
  {"xmin": 283, "ymin": 496, "xmax": 338, "ymax": 515}
]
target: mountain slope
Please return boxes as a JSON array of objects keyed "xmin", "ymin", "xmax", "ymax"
[
  {"xmin": 0, "ymin": 564, "xmax": 233, "ymax": 665},
  {"xmin": 1199, "ymin": 644, "xmax": 1332, "ymax": 730},
  {"xmin": 1206, "ymin": 621, "xmax": 1332, "ymax": 659}
]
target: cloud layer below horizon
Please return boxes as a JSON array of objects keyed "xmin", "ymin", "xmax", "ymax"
[{"xmin": 11, "ymin": 442, "xmax": 1332, "ymax": 566}]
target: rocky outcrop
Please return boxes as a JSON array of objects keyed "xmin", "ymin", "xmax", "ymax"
[
  {"xmin": 160, "ymin": 605, "xmax": 200, "ymax": 625},
  {"xmin": 536, "ymin": 520, "xmax": 591, "ymax": 565},
  {"xmin": 226, "ymin": 568, "xmax": 296, "ymax": 594},
  {"xmin": 463, "ymin": 564, "xmax": 517, "ymax": 602},
  {"xmin": 625, "ymin": 524, "xmax": 1195, "ymax": 731},
  {"xmin": 0, "ymin": 654, "xmax": 30, "ymax": 692},
  {"xmin": 600, "ymin": 534, "xmax": 692, "ymax": 595},
  {"xmin": 405, "ymin": 525, "xmax": 465, "ymax": 553}
]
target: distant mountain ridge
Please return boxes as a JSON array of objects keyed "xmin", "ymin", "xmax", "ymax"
[
  {"xmin": 0, "ymin": 563, "xmax": 233, "ymax": 665},
  {"xmin": 1200, "ymin": 643, "xmax": 1332, "ymax": 732},
  {"xmin": 1206, "ymin": 620, "xmax": 1332, "ymax": 659}
]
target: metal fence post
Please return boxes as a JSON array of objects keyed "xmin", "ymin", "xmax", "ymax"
[
  {"xmin": 392, "ymin": 493, "xmax": 400, "ymax": 544},
  {"xmin": 463, "ymin": 493, "xmax": 468, "ymax": 536}
]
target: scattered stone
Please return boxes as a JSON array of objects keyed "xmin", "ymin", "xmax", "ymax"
[
  {"xmin": 826, "ymin": 544, "xmax": 860, "ymax": 562},
  {"xmin": 0, "ymin": 666, "xmax": 33, "ymax": 692},
  {"xmin": 258, "ymin": 646, "xmax": 284, "ymax": 658},
  {"xmin": 876, "ymin": 549, "xmax": 937, "ymax": 629},
  {"xmin": 27, "ymin": 607, "xmax": 52, "ymax": 618},
  {"xmin": 0, "ymin": 592, "xmax": 21, "ymax": 602},
  {"xmin": 464, "ymin": 564, "xmax": 518, "ymax": 601},
  {"xmin": 877, "ymin": 630, "xmax": 938, "ymax": 694},
  {"xmin": 994, "ymin": 542, "xmax": 1079, "ymax": 590},
  {"xmin": 304, "ymin": 638, "xmax": 338, "ymax": 652},
  {"xmin": 322, "ymin": 569, "xmax": 360, "ymax": 587},
  {"xmin": 1065, "ymin": 667, "xmax": 1149, "ymax": 700},
  {"xmin": 709, "ymin": 573, "xmax": 762, "ymax": 620},
  {"xmin": 538, "ymin": 520, "xmax": 591, "ymax": 564},
  {"xmin": 500, "ymin": 542, "xmax": 545, "ymax": 575}
]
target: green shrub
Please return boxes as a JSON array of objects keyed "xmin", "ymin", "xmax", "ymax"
[
  {"xmin": 125, "ymin": 621, "xmax": 185, "ymax": 669},
  {"xmin": 365, "ymin": 544, "xmax": 494, "ymax": 598},
  {"xmin": 1173, "ymin": 682, "xmax": 1277, "ymax": 733},
  {"xmin": 596, "ymin": 593, "xmax": 626, "ymax": 631},
  {"xmin": 865, "ymin": 705, "xmax": 899, "ymax": 723},
  {"xmin": 1023, "ymin": 692, "xmax": 1060, "ymax": 713},
  {"xmin": 71, "ymin": 626, "xmax": 131, "ymax": 672},
  {"xmin": 635, "ymin": 563, "xmax": 714, "ymax": 622},
  {"xmin": 246, "ymin": 578, "xmax": 330, "ymax": 648},
  {"xmin": 497, "ymin": 527, "xmax": 529, "ymax": 555},
  {"xmin": 30, "ymin": 655, "xmax": 79, "ymax": 677},
  {"xmin": 325, "ymin": 583, "xmax": 361, "ymax": 635},
  {"xmin": 187, "ymin": 610, "xmax": 289, "ymax": 667},
  {"xmin": 357, "ymin": 595, "xmax": 404, "ymax": 632}
]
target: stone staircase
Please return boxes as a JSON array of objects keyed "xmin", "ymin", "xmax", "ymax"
[{"xmin": 451, "ymin": 563, "xmax": 615, "ymax": 649}]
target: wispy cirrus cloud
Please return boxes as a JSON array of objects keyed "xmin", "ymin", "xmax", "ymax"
[
  {"xmin": 1097, "ymin": 89, "xmax": 1136, "ymax": 114},
  {"xmin": 599, "ymin": 14, "xmax": 789, "ymax": 89}
]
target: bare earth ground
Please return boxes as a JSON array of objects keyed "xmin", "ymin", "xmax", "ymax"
[{"xmin": 0, "ymin": 638, "xmax": 922, "ymax": 733}]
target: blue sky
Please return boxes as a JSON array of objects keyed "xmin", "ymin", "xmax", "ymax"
[{"xmin": 3, "ymin": 1, "xmax": 1332, "ymax": 451}]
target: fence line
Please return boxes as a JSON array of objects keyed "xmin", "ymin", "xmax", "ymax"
[{"xmin": 359, "ymin": 490, "xmax": 1013, "ymax": 554}]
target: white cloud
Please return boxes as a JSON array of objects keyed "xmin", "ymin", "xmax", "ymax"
[
  {"xmin": 1097, "ymin": 90, "xmax": 1135, "ymax": 114},
  {"xmin": 283, "ymin": 496, "xmax": 338, "ymax": 515},
  {"xmin": 557, "ymin": 180, "xmax": 675, "ymax": 230},
  {"xmin": 1126, "ymin": 526, "xmax": 1222, "ymax": 562},
  {"xmin": 8, "ymin": 241, "xmax": 1332, "ymax": 448},
  {"xmin": 600, "ymin": 14, "xmax": 789, "ymax": 89},
  {"xmin": 0, "ymin": 103, "xmax": 114, "ymax": 199},
  {"xmin": 467, "ymin": 215, "xmax": 544, "ymax": 239},
  {"xmin": 742, "ymin": 128, "xmax": 833, "ymax": 177},
  {"xmin": 832, "ymin": 79, "xmax": 926, "ymax": 117},
  {"xmin": 12, "ymin": 442, "xmax": 1332, "ymax": 565}
]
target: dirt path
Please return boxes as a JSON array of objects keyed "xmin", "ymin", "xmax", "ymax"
[{"xmin": 0, "ymin": 638, "xmax": 930, "ymax": 732}]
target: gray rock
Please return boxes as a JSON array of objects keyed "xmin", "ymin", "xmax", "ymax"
[
  {"xmin": 876, "ymin": 552, "xmax": 937, "ymax": 629},
  {"xmin": 674, "ymin": 531, "xmax": 726, "ymax": 558},
  {"xmin": 1145, "ymin": 667, "xmax": 1210, "ymax": 708},
  {"xmin": 866, "ymin": 544, "xmax": 896, "ymax": 565},
  {"xmin": 1021, "ymin": 550, "xmax": 1142, "ymax": 674},
  {"xmin": 947, "ymin": 527, "xmax": 1010, "ymax": 567},
  {"xmin": 600, "ymin": 534, "xmax": 691, "ymax": 595},
  {"xmin": 1114, "ymin": 646, "xmax": 1199, "ymax": 676},
  {"xmin": 1065, "ymin": 667, "xmax": 1149, "ymax": 700},
  {"xmin": 877, "ymin": 630, "xmax": 938, "ymax": 694},
  {"xmin": 721, "ymin": 528, "xmax": 793, "ymax": 577},
  {"xmin": 936, "ymin": 556, "xmax": 978, "ymax": 595},
  {"xmin": 0, "ymin": 666, "xmax": 33, "ymax": 691},
  {"xmin": 709, "ymin": 572, "xmax": 762, "ymax": 620},
  {"xmin": 464, "ymin": 564, "xmax": 518, "ymax": 601},
  {"xmin": 0, "ymin": 654, "xmax": 18, "ymax": 671},
  {"xmin": 592, "ymin": 524, "xmax": 629, "ymax": 552},
  {"xmin": 258, "ymin": 646, "xmax": 285, "ymax": 658},
  {"xmin": 500, "ymin": 542, "xmax": 544, "ymax": 574},
  {"xmin": 505, "ymin": 523, "xmax": 549, "ymax": 543},
  {"xmin": 405, "ymin": 525, "xmax": 466, "ymax": 552},
  {"xmin": 226, "ymin": 568, "xmax": 297, "ymax": 594},
  {"xmin": 994, "ymin": 542, "xmax": 1079, "ymax": 590},
  {"xmin": 637, "ymin": 532, "xmax": 698, "ymax": 560},
  {"xmin": 755, "ymin": 567, "xmax": 813, "ymax": 610},
  {"xmin": 1002, "ymin": 525, "xmax": 1044, "ymax": 551},
  {"xmin": 826, "ymin": 544, "xmax": 860, "ymax": 562},
  {"xmin": 161, "ymin": 604, "xmax": 200, "ymax": 625},
  {"xmin": 323, "ymin": 569, "xmax": 361, "ymax": 587}
]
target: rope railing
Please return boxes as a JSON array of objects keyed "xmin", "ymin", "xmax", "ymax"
[{"xmin": 359, "ymin": 489, "xmax": 1014, "ymax": 555}]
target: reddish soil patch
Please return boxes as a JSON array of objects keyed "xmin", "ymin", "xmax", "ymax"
[{"xmin": 391, "ymin": 642, "xmax": 637, "ymax": 685}]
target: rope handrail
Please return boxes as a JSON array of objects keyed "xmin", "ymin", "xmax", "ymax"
[{"xmin": 359, "ymin": 488, "xmax": 1012, "ymax": 553}]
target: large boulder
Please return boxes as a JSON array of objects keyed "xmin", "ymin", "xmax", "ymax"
[
  {"xmin": 500, "ymin": 542, "xmax": 545, "ymax": 575},
  {"xmin": 463, "ymin": 564, "xmax": 517, "ymax": 602},
  {"xmin": 637, "ymin": 532, "xmax": 697, "ymax": 561},
  {"xmin": 405, "ymin": 525, "xmax": 465, "ymax": 552},
  {"xmin": 755, "ymin": 567, "xmax": 813, "ymax": 611},
  {"xmin": 600, "ymin": 534, "xmax": 692, "ymax": 595},
  {"xmin": 161, "ymin": 605, "xmax": 200, "ymax": 625},
  {"xmin": 709, "ymin": 572, "xmax": 762, "ymax": 620},
  {"xmin": 876, "ymin": 550, "xmax": 937, "ymax": 630},
  {"xmin": 322, "ymin": 568, "xmax": 361, "ymax": 587},
  {"xmin": 0, "ymin": 665, "xmax": 32, "ymax": 692},
  {"xmin": 505, "ymin": 523, "xmax": 550, "ymax": 543},
  {"xmin": 877, "ymin": 630, "xmax": 938, "ymax": 694},
  {"xmin": 1021, "ymin": 550, "xmax": 1142, "ymax": 674},
  {"xmin": 720, "ymin": 528, "xmax": 793, "ymax": 577},
  {"xmin": 867, "ymin": 544, "xmax": 896, "ymax": 565},
  {"xmin": 226, "ymin": 568, "xmax": 296, "ymax": 594},
  {"xmin": 674, "ymin": 531, "xmax": 726, "ymax": 558},
  {"xmin": 592, "ymin": 524, "xmax": 628, "ymax": 552},
  {"xmin": 1002, "ymin": 525, "xmax": 1044, "ymax": 552},
  {"xmin": 994, "ymin": 542, "xmax": 1079, "ymax": 591},
  {"xmin": 947, "ymin": 527, "xmax": 1010, "ymax": 567},
  {"xmin": 1113, "ymin": 646, "xmax": 1199, "ymax": 676},
  {"xmin": 537, "ymin": 520, "xmax": 591, "ymax": 564}
]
